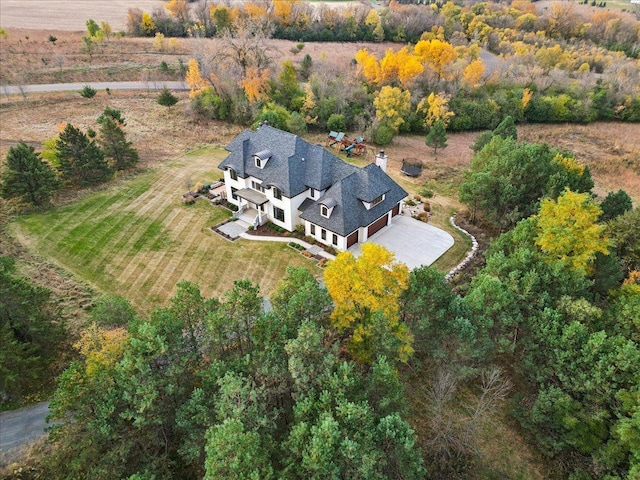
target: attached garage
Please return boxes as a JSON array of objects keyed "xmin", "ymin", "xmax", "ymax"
[
  {"xmin": 392, "ymin": 203, "xmax": 400, "ymax": 217},
  {"xmin": 346, "ymin": 230, "xmax": 359, "ymax": 248},
  {"xmin": 367, "ymin": 214, "xmax": 388, "ymax": 238}
]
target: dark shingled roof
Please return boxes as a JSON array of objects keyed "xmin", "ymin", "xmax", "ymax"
[{"xmin": 219, "ymin": 125, "xmax": 407, "ymax": 236}]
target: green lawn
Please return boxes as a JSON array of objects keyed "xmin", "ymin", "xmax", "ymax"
[{"xmin": 11, "ymin": 148, "xmax": 320, "ymax": 313}]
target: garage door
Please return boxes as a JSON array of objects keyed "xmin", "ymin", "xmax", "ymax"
[
  {"xmin": 347, "ymin": 230, "xmax": 358, "ymax": 248},
  {"xmin": 367, "ymin": 214, "xmax": 388, "ymax": 237},
  {"xmin": 392, "ymin": 203, "xmax": 400, "ymax": 217}
]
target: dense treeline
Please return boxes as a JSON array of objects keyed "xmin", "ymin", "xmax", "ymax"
[
  {"xmin": 129, "ymin": 0, "xmax": 640, "ymax": 142},
  {"xmin": 44, "ymin": 268, "xmax": 428, "ymax": 479},
  {"xmin": 0, "ymin": 256, "xmax": 65, "ymax": 404}
]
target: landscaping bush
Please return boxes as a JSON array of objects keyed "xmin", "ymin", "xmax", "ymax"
[
  {"xmin": 327, "ymin": 114, "xmax": 346, "ymax": 133},
  {"xmin": 371, "ymin": 124, "xmax": 395, "ymax": 146}
]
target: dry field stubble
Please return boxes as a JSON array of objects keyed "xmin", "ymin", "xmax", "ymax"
[{"xmin": 0, "ymin": 1, "xmax": 166, "ymax": 31}]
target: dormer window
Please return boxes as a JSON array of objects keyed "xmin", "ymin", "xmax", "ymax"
[
  {"xmin": 320, "ymin": 197, "xmax": 337, "ymax": 218},
  {"xmin": 254, "ymin": 149, "xmax": 272, "ymax": 169},
  {"xmin": 363, "ymin": 193, "xmax": 385, "ymax": 210}
]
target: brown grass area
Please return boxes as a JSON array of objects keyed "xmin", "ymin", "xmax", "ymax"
[
  {"xmin": 0, "ymin": 1, "xmax": 166, "ymax": 32},
  {"xmin": 519, "ymin": 122, "xmax": 640, "ymax": 204}
]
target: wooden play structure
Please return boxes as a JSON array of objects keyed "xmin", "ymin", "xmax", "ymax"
[{"xmin": 326, "ymin": 131, "xmax": 368, "ymax": 157}]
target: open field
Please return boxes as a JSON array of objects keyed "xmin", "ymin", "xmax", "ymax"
[
  {"xmin": 9, "ymin": 147, "xmax": 322, "ymax": 312},
  {"xmin": 0, "ymin": 1, "xmax": 166, "ymax": 31}
]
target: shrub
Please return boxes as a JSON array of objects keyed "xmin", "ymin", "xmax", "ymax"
[
  {"xmin": 286, "ymin": 112, "xmax": 308, "ymax": 135},
  {"xmin": 192, "ymin": 88, "xmax": 231, "ymax": 120},
  {"xmin": 80, "ymin": 85, "xmax": 97, "ymax": 99},
  {"xmin": 371, "ymin": 124, "xmax": 395, "ymax": 145},
  {"xmin": 419, "ymin": 187, "xmax": 434, "ymax": 198},
  {"xmin": 327, "ymin": 113, "xmax": 346, "ymax": 132}
]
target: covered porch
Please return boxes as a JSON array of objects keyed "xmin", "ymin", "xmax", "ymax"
[{"xmin": 233, "ymin": 188, "xmax": 270, "ymax": 228}]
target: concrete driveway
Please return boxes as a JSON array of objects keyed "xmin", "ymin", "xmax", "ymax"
[{"xmin": 349, "ymin": 215, "xmax": 454, "ymax": 270}]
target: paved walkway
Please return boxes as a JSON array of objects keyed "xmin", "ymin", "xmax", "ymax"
[
  {"xmin": 217, "ymin": 219, "xmax": 251, "ymax": 239},
  {"xmin": 0, "ymin": 401, "xmax": 50, "ymax": 466},
  {"xmin": 1, "ymin": 81, "xmax": 188, "ymax": 96},
  {"xmin": 240, "ymin": 232, "xmax": 336, "ymax": 260},
  {"xmin": 348, "ymin": 215, "xmax": 454, "ymax": 270}
]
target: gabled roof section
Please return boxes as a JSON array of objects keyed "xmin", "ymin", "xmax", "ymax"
[
  {"xmin": 219, "ymin": 125, "xmax": 408, "ymax": 235},
  {"xmin": 301, "ymin": 166, "xmax": 407, "ymax": 236}
]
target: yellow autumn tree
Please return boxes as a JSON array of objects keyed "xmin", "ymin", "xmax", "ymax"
[
  {"xmin": 243, "ymin": 2, "xmax": 268, "ymax": 19},
  {"xmin": 414, "ymin": 39, "xmax": 457, "ymax": 80},
  {"xmin": 365, "ymin": 9, "xmax": 384, "ymax": 42},
  {"xmin": 324, "ymin": 243, "xmax": 412, "ymax": 363},
  {"xmin": 300, "ymin": 83, "xmax": 318, "ymax": 124},
  {"xmin": 141, "ymin": 12, "xmax": 156, "ymax": 36},
  {"xmin": 373, "ymin": 86, "xmax": 412, "ymax": 133},
  {"xmin": 185, "ymin": 58, "xmax": 209, "ymax": 99},
  {"xmin": 379, "ymin": 47, "xmax": 424, "ymax": 87},
  {"xmin": 273, "ymin": 0, "xmax": 293, "ymax": 25},
  {"xmin": 241, "ymin": 67, "xmax": 271, "ymax": 104},
  {"xmin": 165, "ymin": 0, "xmax": 189, "ymax": 23},
  {"xmin": 417, "ymin": 92, "xmax": 455, "ymax": 128},
  {"xmin": 74, "ymin": 324, "xmax": 129, "ymax": 377},
  {"xmin": 522, "ymin": 87, "xmax": 533, "ymax": 110},
  {"xmin": 462, "ymin": 59, "xmax": 485, "ymax": 88},
  {"xmin": 535, "ymin": 189, "xmax": 610, "ymax": 275},
  {"xmin": 355, "ymin": 48, "xmax": 381, "ymax": 85}
]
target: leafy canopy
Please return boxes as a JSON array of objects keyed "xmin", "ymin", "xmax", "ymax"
[{"xmin": 324, "ymin": 243, "xmax": 412, "ymax": 363}]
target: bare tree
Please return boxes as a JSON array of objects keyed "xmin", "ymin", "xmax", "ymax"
[{"xmin": 212, "ymin": 16, "xmax": 276, "ymax": 78}]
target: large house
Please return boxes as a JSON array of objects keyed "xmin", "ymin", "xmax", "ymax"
[{"xmin": 218, "ymin": 125, "xmax": 407, "ymax": 251}]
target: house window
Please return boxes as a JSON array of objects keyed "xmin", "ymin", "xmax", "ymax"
[
  {"xmin": 310, "ymin": 188, "xmax": 316, "ymax": 198},
  {"xmin": 321, "ymin": 229, "xmax": 327, "ymax": 240},
  {"xmin": 273, "ymin": 187, "xmax": 282, "ymax": 200},
  {"xmin": 229, "ymin": 169, "xmax": 238, "ymax": 181},
  {"xmin": 310, "ymin": 224, "xmax": 316, "ymax": 235},
  {"xmin": 332, "ymin": 234, "xmax": 338, "ymax": 246},
  {"xmin": 231, "ymin": 187, "xmax": 238, "ymax": 201},
  {"xmin": 321, "ymin": 205, "xmax": 328, "ymax": 218},
  {"xmin": 273, "ymin": 206, "xmax": 285, "ymax": 222},
  {"xmin": 255, "ymin": 158, "xmax": 262, "ymax": 168},
  {"xmin": 251, "ymin": 181, "xmax": 265, "ymax": 193},
  {"xmin": 371, "ymin": 194, "xmax": 384, "ymax": 206}
]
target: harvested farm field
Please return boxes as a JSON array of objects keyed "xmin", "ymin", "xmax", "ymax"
[{"xmin": 0, "ymin": 0, "xmax": 166, "ymax": 31}]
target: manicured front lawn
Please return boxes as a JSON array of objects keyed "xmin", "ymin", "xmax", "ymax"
[{"xmin": 12, "ymin": 148, "xmax": 320, "ymax": 313}]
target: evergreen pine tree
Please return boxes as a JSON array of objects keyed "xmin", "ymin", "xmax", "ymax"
[
  {"xmin": 98, "ymin": 113, "xmax": 139, "ymax": 171},
  {"xmin": 56, "ymin": 124, "xmax": 113, "ymax": 186},
  {"xmin": 0, "ymin": 142, "xmax": 59, "ymax": 206},
  {"xmin": 157, "ymin": 87, "xmax": 179, "ymax": 108},
  {"xmin": 425, "ymin": 120, "xmax": 448, "ymax": 155}
]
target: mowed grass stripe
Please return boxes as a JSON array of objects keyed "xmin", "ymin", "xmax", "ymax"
[
  {"xmin": 13, "ymin": 147, "xmax": 322, "ymax": 312},
  {"xmin": 112, "ymin": 205, "xmax": 179, "ymax": 283},
  {"xmin": 128, "ymin": 209, "xmax": 201, "ymax": 302},
  {"xmin": 149, "ymin": 234, "xmax": 213, "ymax": 302}
]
